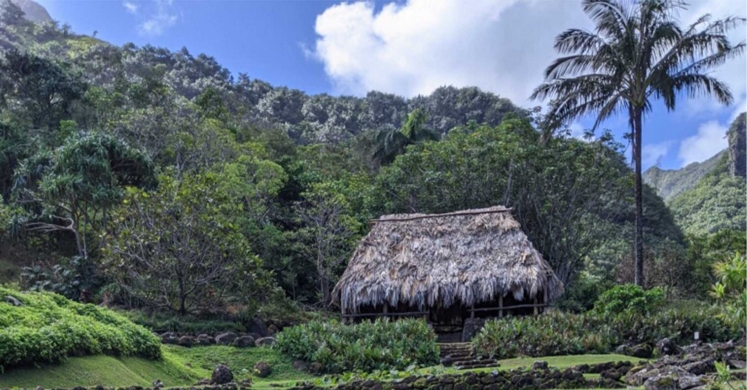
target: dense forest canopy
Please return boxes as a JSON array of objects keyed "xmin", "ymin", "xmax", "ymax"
[{"xmin": 0, "ymin": 0, "xmax": 741, "ymax": 316}]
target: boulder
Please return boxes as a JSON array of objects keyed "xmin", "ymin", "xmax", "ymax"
[
  {"xmin": 292, "ymin": 359, "xmax": 308, "ymax": 371},
  {"xmin": 161, "ymin": 332, "xmax": 179, "ymax": 345},
  {"xmin": 211, "ymin": 364, "xmax": 233, "ymax": 384},
  {"xmin": 440, "ymin": 355, "xmax": 453, "ymax": 367},
  {"xmin": 600, "ymin": 369, "xmax": 622, "ymax": 381},
  {"xmin": 631, "ymin": 343, "xmax": 654, "ymax": 359},
  {"xmin": 178, "ymin": 335, "xmax": 195, "ymax": 347},
  {"xmin": 152, "ymin": 379, "xmax": 164, "ymax": 389},
  {"xmin": 5, "ymin": 295, "xmax": 22, "ymax": 306},
  {"xmin": 254, "ymin": 361, "xmax": 272, "ymax": 378},
  {"xmin": 683, "ymin": 359, "xmax": 714, "ymax": 375},
  {"xmin": 215, "ymin": 332, "xmax": 238, "ymax": 345},
  {"xmin": 309, "ymin": 362, "xmax": 323, "ymax": 374},
  {"xmin": 232, "ymin": 336, "xmax": 255, "ymax": 348},
  {"xmin": 249, "ymin": 318, "xmax": 270, "ymax": 337},
  {"xmin": 196, "ymin": 334, "xmax": 215, "ymax": 346},
  {"xmin": 643, "ymin": 372, "xmax": 678, "ymax": 390},
  {"xmin": 461, "ymin": 318, "xmax": 486, "ymax": 342},
  {"xmin": 255, "ymin": 337, "xmax": 276, "ymax": 347},
  {"xmin": 656, "ymin": 338, "xmax": 682, "ymax": 356},
  {"xmin": 268, "ymin": 324, "xmax": 279, "ymax": 335},
  {"xmin": 533, "ymin": 361, "xmax": 549, "ymax": 370}
]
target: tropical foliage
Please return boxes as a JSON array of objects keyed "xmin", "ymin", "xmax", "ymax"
[
  {"xmin": 0, "ymin": 287, "xmax": 161, "ymax": 372},
  {"xmin": 532, "ymin": 0, "xmax": 744, "ymax": 287},
  {"xmin": 276, "ymin": 319, "xmax": 439, "ymax": 373}
]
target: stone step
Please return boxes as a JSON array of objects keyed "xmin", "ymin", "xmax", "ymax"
[
  {"xmin": 454, "ymin": 362, "xmax": 500, "ymax": 370},
  {"xmin": 453, "ymin": 359, "xmax": 497, "ymax": 366}
]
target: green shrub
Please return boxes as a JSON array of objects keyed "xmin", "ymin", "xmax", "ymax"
[
  {"xmin": 276, "ymin": 318, "xmax": 439, "ymax": 374},
  {"xmin": 0, "ymin": 287, "xmax": 161, "ymax": 372},
  {"xmin": 593, "ymin": 284, "xmax": 664, "ymax": 319},
  {"xmin": 473, "ymin": 308, "xmax": 739, "ymax": 359}
]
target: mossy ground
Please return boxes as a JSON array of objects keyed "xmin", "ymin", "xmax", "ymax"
[{"xmin": 0, "ymin": 349, "xmax": 641, "ymax": 390}]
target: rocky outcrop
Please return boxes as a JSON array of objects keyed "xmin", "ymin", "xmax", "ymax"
[
  {"xmin": 253, "ymin": 361, "xmax": 272, "ymax": 378},
  {"xmin": 290, "ymin": 366, "xmax": 621, "ymax": 390},
  {"xmin": 626, "ymin": 340, "xmax": 745, "ymax": 390},
  {"xmin": 728, "ymin": 112, "xmax": 746, "ymax": 178}
]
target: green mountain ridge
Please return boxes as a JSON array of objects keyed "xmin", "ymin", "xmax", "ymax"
[{"xmin": 643, "ymin": 150, "xmax": 726, "ymax": 202}]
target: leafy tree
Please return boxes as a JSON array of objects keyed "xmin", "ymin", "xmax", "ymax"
[
  {"xmin": 295, "ymin": 181, "xmax": 362, "ymax": 306},
  {"xmin": 103, "ymin": 172, "xmax": 268, "ymax": 315},
  {"xmin": 373, "ymin": 118, "xmax": 650, "ymax": 285},
  {"xmin": 0, "ymin": 49, "xmax": 85, "ymax": 134},
  {"xmin": 372, "ymin": 108, "xmax": 440, "ymax": 165},
  {"xmin": 532, "ymin": 0, "xmax": 744, "ymax": 286},
  {"xmin": 12, "ymin": 131, "xmax": 155, "ymax": 259}
]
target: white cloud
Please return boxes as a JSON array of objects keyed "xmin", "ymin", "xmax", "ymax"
[
  {"xmin": 678, "ymin": 121, "xmax": 729, "ymax": 166},
  {"xmin": 643, "ymin": 141, "xmax": 673, "ymax": 168},
  {"xmin": 123, "ymin": 1, "xmax": 138, "ymax": 15},
  {"xmin": 310, "ymin": 0, "xmax": 745, "ymax": 114},
  {"xmin": 311, "ymin": 0, "xmax": 592, "ymax": 104},
  {"xmin": 135, "ymin": 0, "xmax": 178, "ymax": 37}
]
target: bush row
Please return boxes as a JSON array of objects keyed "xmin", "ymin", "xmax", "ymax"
[
  {"xmin": 0, "ymin": 287, "xmax": 161, "ymax": 371},
  {"xmin": 276, "ymin": 318, "xmax": 439, "ymax": 374},
  {"xmin": 472, "ymin": 308, "xmax": 741, "ymax": 359}
]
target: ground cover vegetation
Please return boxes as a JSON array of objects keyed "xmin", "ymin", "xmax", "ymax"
[{"xmin": 0, "ymin": 0, "xmax": 745, "ymax": 387}]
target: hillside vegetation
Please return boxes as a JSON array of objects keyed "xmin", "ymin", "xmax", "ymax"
[
  {"xmin": 0, "ymin": 287, "xmax": 161, "ymax": 371},
  {"xmin": 643, "ymin": 150, "xmax": 725, "ymax": 201}
]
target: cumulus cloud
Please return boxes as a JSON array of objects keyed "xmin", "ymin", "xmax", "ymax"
[
  {"xmin": 310, "ymin": 0, "xmax": 745, "ymax": 113},
  {"xmin": 134, "ymin": 0, "xmax": 178, "ymax": 37},
  {"xmin": 643, "ymin": 141, "xmax": 673, "ymax": 168},
  {"xmin": 123, "ymin": 1, "xmax": 138, "ymax": 15},
  {"xmin": 678, "ymin": 121, "xmax": 729, "ymax": 166},
  {"xmin": 310, "ymin": 0, "xmax": 592, "ymax": 104}
]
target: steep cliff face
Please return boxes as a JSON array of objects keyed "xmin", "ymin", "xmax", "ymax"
[
  {"xmin": 8, "ymin": 0, "xmax": 52, "ymax": 23},
  {"xmin": 728, "ymin": 113, "xmax": 746, "ymax": 178}
]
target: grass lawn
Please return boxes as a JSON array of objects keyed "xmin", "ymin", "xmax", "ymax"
[
  {"xmin": 0, "ymin": 345, "xmax": 313, "ymax": 389},
  {"xmin": 0, "ymin": 349, "xmax": 642, "ymax": 390},
  {"xmin": 0, "ymin": 354, "xmax": 199, "ymax": 388}
]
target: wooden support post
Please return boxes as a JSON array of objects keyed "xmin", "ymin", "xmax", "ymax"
[
  {"xmin": 470, "ymin": 303, "xmax": 475, "ymax": 319},
  {"xmin": 498, "ymin": 295, "xmax": 503, "ymax": 318},
  {"xmin": 533, "ymin": 297, "xmax": 538, "ymax": 315},
  {"xmin": 543, "ymin": 289, "xmax": 548, "ymax": 314},
  {"xmin": 383, "ymin": 303, "xmax": 389, "ymax": 314}
]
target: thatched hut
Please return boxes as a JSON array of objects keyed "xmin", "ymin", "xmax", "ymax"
[{"xmin": 332, "ymin": 206, "xmax": 563, "ymax": 337}]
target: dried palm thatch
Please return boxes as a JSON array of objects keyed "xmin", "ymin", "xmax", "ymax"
[{"xmin": 333, "ymin": 206, "xmax": 563, "ymax": 314}]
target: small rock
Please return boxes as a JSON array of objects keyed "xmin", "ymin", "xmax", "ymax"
[
  {"xmin": 34, "ymin": 386, "xmax": 43, "ymax": 390},
  {"xmin": 232, "ymin": 336, "xmax": 255, "ymax": 348},
  {"xmin": 440, "ymin": 355, "xmax": 453, "ymax": 367},
  {"xmin": 161, "ymin": 332, "xmax": 179, "ymax": 345},
  {"xmin": 211, "ymin": 364, "xmax": 233, "ymax": 384},
  {"xmin": 600, "ymin": 369, "xmax": 622, "ymax": 381},
  {"xmin": 215, "ymin": 332, "xmax": 238, "ymax": 345},
  {"xmin": 683, "ymin": 359, "xmax": 714, "ymax": 375},
  {"xmin": 728, "ymin": 360, "xmax": 746, "ymax": 369},
  {"xmin": 254, "ymin": 361, "xmax": 272, "ymax": 378},
  {"xmin": 255, "ymin": 337, "xmax": 276, "ymax": 347},
  {"xmin": 152, "ymin": 379, "xmax": 164, "ymax": 389},
  {"xmin": 5, "ymin": 295, "xmax": 22, "ymax": 306},
  {"xmin": 196, "ymin": 334, "xmax": 215, "ymax": 346},
  {"xmin": 630, "ymin": 343, "xmax": 653, "ymax": 359},
  {"xmin": 533, "ymin": 361, "xmax": 548, "ymax": 370}
]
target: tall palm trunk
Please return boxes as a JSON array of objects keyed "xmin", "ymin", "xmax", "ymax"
[{"xmin": 633, "ymin": 107, "xmax": 644, "ymax": 287}]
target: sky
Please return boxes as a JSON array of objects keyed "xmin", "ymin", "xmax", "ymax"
[{"xmin": 36, "ymin": 0, "xmax": 747, "ymax": 170}]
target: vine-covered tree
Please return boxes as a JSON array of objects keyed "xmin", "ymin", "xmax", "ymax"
[{"xmin": 532, "ymin": 0, "xmax": 744, "ymax": 286}]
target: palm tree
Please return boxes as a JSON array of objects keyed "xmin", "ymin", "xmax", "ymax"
[
  {"xmin": 373, "ymin": 108, "xmax": 440, "ymax": 165},
  {"xmin": 532, "ymin": 0, "xmax": 744, "ymax": 286}
]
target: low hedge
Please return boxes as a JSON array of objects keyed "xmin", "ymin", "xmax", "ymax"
[
  {"xmin": 472, "ymin": 309, "xmax": 741, "ymax": 359},
  {"xmin": 0, "ymin": 287, "xmax": 161, "ymax": 372},
  {"xmin": 276, "ymin": 318, "xmax": 439, "ymax": 374}
]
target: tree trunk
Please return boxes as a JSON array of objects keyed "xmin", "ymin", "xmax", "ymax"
[{"xmin": 633, "ymin": 108, "xmax": 644, "ymax": 287}]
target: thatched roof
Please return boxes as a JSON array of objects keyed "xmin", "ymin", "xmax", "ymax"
[{"xmin": 333, "ymin": 206, "xmax": 563, "ymax": 313}]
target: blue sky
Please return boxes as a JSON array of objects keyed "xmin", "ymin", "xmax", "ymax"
[{"xmin": 37, "ymin": 0, "xmax": 746, "ymax": 170}]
